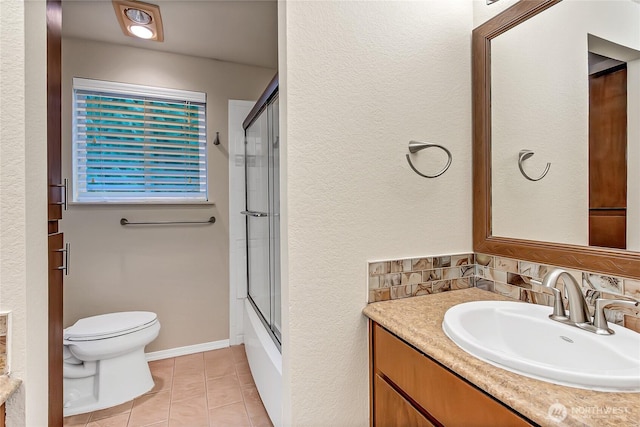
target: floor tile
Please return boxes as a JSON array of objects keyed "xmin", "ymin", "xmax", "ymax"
[
  {"xmin": 168, "ymin": 396, "xmax": 209, "ymax": 427},
  {"xmin": 148, "ymin": 359, "xmax": 175, "ymax": 394},
  {"xmin": 205, "ymin": 357, "xmax": 236, "ymax": 379},
  {"xmin": 128, "ymin": 390, "xmax": 171, "ymax": 427},
  {"xmin": 237, "ymin": 372, "xmax": 256, "ymax": 390},
  {"xmin": 86, "ymin": 412, "xmax": 130, "ymax": 427},
  {"xmin": 64, "ymin": 350, "xmax": 271, "ymax": 427},
  {"xmin": 171, "ymin": 371, "xmax": 206, "ymax": 403},
  {"xmin": 235, "ymin": 361, "xmax": 251, "ymax": 376},
  {"xmin": 230, "ymin": 345, "xmax": 247, "ymax": 363},
  {"xmin": 88, "ymin": 401, "xmax": 133, "ymax": 421},
  {"xmin": 206, "ymin": 374, "xmax": 243, "ymax": 409},
  {"xmin": 147, "ymin": 368, "xmax": 173, "ymax": 394},
  {"xmin": 64, "ymin": 413, "xmax": 91, "ymax": 427},
  {"xmin": 242, "ymin": 387, "xmax": 269, "ymax": 419},
  {"xmin": 174, "ymin": 353, "xmax": 204, "ymax": 375},
  {"xmin": 250, "ymin": 413, "xmax": 274, "ymax": 427},
  {"xmin": 203, "ymin": 348, "xmax": 233, "ymax": 361},
  {"xmin": 208, "ymin": 402, "xmax": 251, "ymax": 427},
  {"xmin": 149, "ymin": 358, "xmax": 174, "ymax": 370}
]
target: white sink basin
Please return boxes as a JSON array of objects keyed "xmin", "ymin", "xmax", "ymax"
[{"xmin": 442, "ymin": 301, "xmax": 640, "ymax": 392}]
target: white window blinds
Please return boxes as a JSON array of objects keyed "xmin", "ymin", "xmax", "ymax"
[{"xmin": 72, "ymin": 78, "xmax": 207, "ymax": 203}]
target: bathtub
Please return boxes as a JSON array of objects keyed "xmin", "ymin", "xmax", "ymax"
[{"xmin": 243, "ymin": 299, "xmax": 282, "ymax": 426}]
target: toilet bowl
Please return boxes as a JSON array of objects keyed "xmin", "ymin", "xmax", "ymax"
[{"xmin": 63, "ymin": 311, "xmax": 161, "ymax": 417}]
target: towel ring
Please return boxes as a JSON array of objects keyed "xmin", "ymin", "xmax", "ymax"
[
  {"xmin": 518, "ymin": 149, "xmax": 550, "ymax": 181},
  {"xmin": 406, "ymin": 140, "xmax": 452, "ymax": 179}
]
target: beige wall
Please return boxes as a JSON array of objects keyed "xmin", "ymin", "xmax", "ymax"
[
  {"xmin": 279, "ymin": 1, "xmax": 473, "ymax": 425},
  {"xmin": 0, "ymin": 0, "xmax": 49, "ymax": 425},
  {"xmin": 61, "ymin": 38, "xmax": 275, "ymax": 351}
]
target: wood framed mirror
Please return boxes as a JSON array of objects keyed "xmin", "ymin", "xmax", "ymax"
[{"xmin": 472, "ymin": 0, "xmax": 640, "ymax": 279}]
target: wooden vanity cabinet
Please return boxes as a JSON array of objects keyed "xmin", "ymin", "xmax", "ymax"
[
  {"xmin": 0, "ymin": 403, "xmax": 5, "ymax": 427},
  {"xmin": 370, "ymin": 321, "xmax": 533, "ymax": 427}
]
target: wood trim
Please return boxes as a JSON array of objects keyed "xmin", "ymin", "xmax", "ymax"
[
  {"xmin": 368, "ymin": 319, "xmax": 374, "ymax": 427},
  {"xmin": 47, "ymin": 0, "xmax": 62, "ymax": 222},
  {"xmin": 243, "ymin": 73, "xmax": 278, "ymax": 130},
  {"xmin": 472, "ymin": 0, "xmax": 640, "ymax": 278},
  {"xmin": 47, "ymin": 1, "xmax": 63, "ymax": 426}
]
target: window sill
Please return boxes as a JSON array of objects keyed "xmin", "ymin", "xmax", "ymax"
[{"xmin": 68, "ymin": 201, "xmax": 216, "ymax": 207}]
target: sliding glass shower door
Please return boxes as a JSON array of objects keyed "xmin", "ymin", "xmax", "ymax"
[{"xmin": 244, "ymin": 94, "xmax": 281, "ymax": 346}]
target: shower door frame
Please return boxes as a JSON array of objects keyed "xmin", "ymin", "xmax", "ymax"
[{"xmin": 242, "ymin": 75, "xmax": 281, "ymax": 350}]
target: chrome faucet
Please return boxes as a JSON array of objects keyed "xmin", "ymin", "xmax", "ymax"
[
  {"xmin": 542, "ymin": 268, "xmax": 640, "ymax": 335},
  {"xmin": 542, "ymin": 269, "xmax": 591, "ymax": 324}
]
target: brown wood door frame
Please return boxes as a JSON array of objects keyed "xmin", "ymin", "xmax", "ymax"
[{"xmin": 47, "ymin": 0, "xmax": 63, "ymax": 425}]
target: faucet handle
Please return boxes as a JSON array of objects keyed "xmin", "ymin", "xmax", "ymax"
[
  {"xmin": 537, "ymin": 276, "xmax": 568, "ymax": 320},
  {"xmin": 548, "ymin": 286, "xmax": 568, "ymax": 320},
  {"xmin": 593, "ymin": 298, "xmax": 640, "ymax": 335}
]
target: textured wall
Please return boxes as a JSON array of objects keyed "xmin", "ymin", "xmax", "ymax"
[
  {"xmin": 0, "ymin": 0, "xmax": 49, "ymax": 424},
  {"xmin": 473, "ymin": 0, "xmax": 519, "ymax": 28},
  {"xmin": 61, "ymin": 38, "xmax": 275, "ymax": 351},
  {"xmin": 280, "ymin": 1, "xmax": 473, "ymax": 424}
]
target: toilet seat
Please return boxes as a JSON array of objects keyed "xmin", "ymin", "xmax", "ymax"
[{"xmin": 64, "ymin": 311, "xmax": 158, "ymax": 341}]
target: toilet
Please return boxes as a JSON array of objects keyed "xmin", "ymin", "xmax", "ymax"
[{"xmin": 63, "ymin": 311, "xmax": 161, "ymax": 417}]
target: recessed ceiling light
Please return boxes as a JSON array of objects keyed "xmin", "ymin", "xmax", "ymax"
[
  {"xmin": 125, "ymin": 8, "xmax": 152, "ymax": 25},
  {"xmin": 112, "ymin": 0, "xmax": 164, "ymax": 42},
  {"xmin": 129, "ymin": 25, "xmax": 154, "ymax": 39}
]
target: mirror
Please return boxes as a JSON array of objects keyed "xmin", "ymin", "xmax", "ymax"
[
  {"xmin": 473, "ymin": 0, "xmax": 640, "ymax": 278},
  {"xmin": 490, "ymin": 0, "xmax": 640, "ymax": 251}
]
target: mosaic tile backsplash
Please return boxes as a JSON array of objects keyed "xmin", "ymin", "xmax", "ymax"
[
  {"xmin": 0, "ymin": 312, "xmax": 8, "ymax": 374},
  {"xmin": 368, "ymin": 252, "xmax": 640, "ymax": 332}
]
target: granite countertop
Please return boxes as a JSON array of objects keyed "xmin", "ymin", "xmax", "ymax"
[
  {"xmin": 0, "ymin": 375, "xmax": 21, "ymax": 406},
  {"xmin": 363, "ymin": 288, "xmax": 640, "ymax": 427}
]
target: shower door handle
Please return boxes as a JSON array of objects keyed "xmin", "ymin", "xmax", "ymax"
[{"xmin": 241, "ymin": 211, "xmax": 268, "ymax": 217}]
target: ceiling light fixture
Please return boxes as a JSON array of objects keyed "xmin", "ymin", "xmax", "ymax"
[
  {"xmin": 125, "ymin": 8, "xmax": 152, "ymax": 25},
  {"xmin": 129, "ymin": 25, "xmax": 154, "ymax": 39},
  {"xmin": 112, "ymin": 0, "xmax": 164, "ymax": 42}
]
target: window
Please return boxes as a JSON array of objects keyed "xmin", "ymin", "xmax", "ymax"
[{"xmin": 72, "ymin": 78, "xmax": 207, "ymax": 203}]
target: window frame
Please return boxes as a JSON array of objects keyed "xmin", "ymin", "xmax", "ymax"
[{"xmin": 71, "ymin": 77, "xmax": 210, "ymax": 205}]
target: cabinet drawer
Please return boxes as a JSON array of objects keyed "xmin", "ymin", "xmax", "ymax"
[
  {"xmin": 373, "ymin": 323, "xmax": 531, "ymax": 427},
  {"xmin": 374, "ymin": 374, "xmax": 435, "ymax": 427}
]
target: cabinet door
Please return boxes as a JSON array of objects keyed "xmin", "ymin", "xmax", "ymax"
[
  {"xmin": 374, "ymin": 374, "xmax": 435, "ymax": 427},
  {"xmin": 372, "ymin": 323, "xmax": 531, "ymax": 427},
  {"xmin": 48, "ymin": 233, "xmax": 64, "ymax": 426}
]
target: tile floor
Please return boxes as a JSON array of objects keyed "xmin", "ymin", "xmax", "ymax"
[{"xmin": 63, "ymin": 345, "xmax": 273, "ymax": 427}]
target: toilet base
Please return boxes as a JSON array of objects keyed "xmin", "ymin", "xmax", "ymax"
[{"xmin": 63, "ymin": 348, "xmax": 154, "ymax": 417}]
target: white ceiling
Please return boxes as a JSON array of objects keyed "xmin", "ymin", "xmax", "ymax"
[{"xmin": 62, "ymin": 0, "xmax": 278, "ymax": 69}]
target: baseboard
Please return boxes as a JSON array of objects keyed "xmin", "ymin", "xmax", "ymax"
[
  {"xmin": 145, "ymin": 339, "xmax": 230, "ymax": 361},
  {"xmin": 229, "ymin": 333, "xmax": 244, "ymax": 346}
]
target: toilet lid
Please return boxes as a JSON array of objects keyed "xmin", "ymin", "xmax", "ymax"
[{"xmin": 64, "ymin": 311, "xmax": 158, "ymax": 341}]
